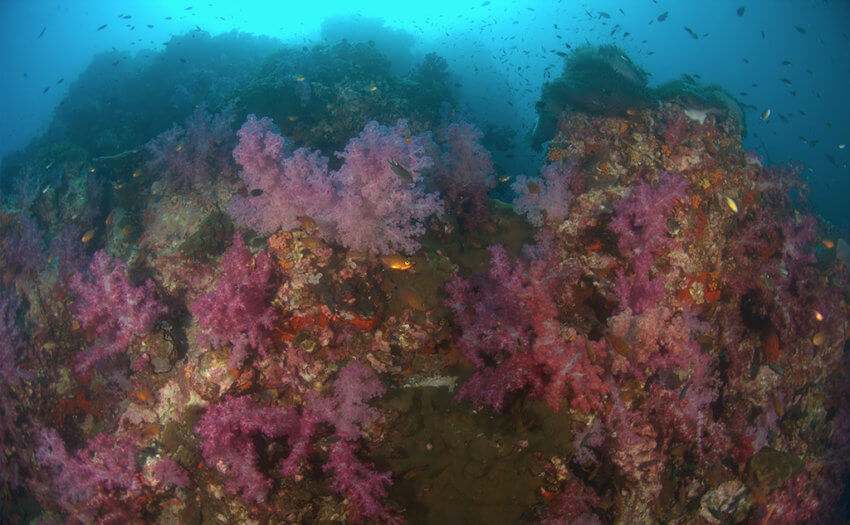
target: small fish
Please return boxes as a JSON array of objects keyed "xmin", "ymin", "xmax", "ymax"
[
  {"xmin": 379, "ymin": 255, "xmax": 413, "ymax": 271},
  {"xmin": 81, "ymin": 229, "xmax": 96, "ymax": 243},
  {"xmin": 684, "ymin": 26, "xmax": 699, "ymax": 39},
  {"xmin": 825, "ymin": 153, "xmax": 838, "ymax": 167},
  {"xmin": 42, "ymin": 86, "xmax": 49, "ymax": 94},
  {"xmin": 97, "ymin": 24, "xmax": 107, "ymax": 31},
  {"xmin": 301, "ymin": 236, "xmax": 324, "ymax": 251},
  {"xmin": 481, "ymin": 1, "xmax": 490, "ymax": 5},
  {"xmin": 398, "ymin": 287, "xmax": 427, "ymax": 311},
  {"xmin": 121, "ymin": 226, "xmax": 132, "ymax": 235},
  {"xmin": 147, "ymin": 24, "xmax": 154, "ymax": 28},
  {"xmin": 56, "ymin": 77, "xmax": 64, "ymax": 85},
  {"xmin": 724, "ymin": 196, "xmax": 738, "ymax": 213},
  {"xmin": 297, "ymin": 215, "xmax": 317, "ymax": 230},
  {"xmin": 781, "ymin": 60, "xmax": 792, "ymax": 65},
  {"xmin": 607, "ymin": 334, "xmax": 635, "ymax": 360},
  {"xmin": 794, "ymin": 25, "xmax": 806, "ymax": 35},
  {"xmin": 388, "ymin": 159, "xmax": 413, "ymax": 182},
  {"xmin": 369, "ymin": 83, "xmax": 377, "ymax": 92},
  {"xmin": 105, "ymin": 211, "xmax": 113, "ymax": 225},
  {"xmin": 760, "ymin": 108, "xmax": 771, "ymax": 121},
  {"xmin": 679, "ymin": 381, "xmax": 691, "ymax": 401},
  {"xmin": 294, "ymin": 74, "xmax": 305, "ymax": 82},
  {"xmin": 737, "ymin": 6, "xmax": 745, "ymax": 16},
  {"xmin": 250, "ymin": 188, "xmax": 263, "ymax": 196},
  {"xmin": 37, "ymin": 26, "xmax": 46, "ymax": 38},
  {"xmin": 814, "ymin": 310, "xmax": 824, "ymax": 321},
  {"xmin": 132, "ymin": 170, "xmax": 141, "ymax": 178},
  {"xmin": 657, "ymin": 11, "xmax": 668, "ymax": 22},
  {"xmin": 768, "ymin": 362, "xmax": 784, "ymax": 375},
  {"xmin": 287, "ymin": 115, "xmax": 298, "ymax": 121},
  {"xmin": 839, "ymin": 143, "xmax": 846, "ymax": 149},
  {"xmin": 780, "ymin": 77, "xmax": 793, "ymax": 86}
]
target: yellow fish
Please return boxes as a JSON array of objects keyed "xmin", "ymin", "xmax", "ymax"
[
  {"xmin": 724, "ymin": 196, "xmax": 738, "ymax": 213},
  {"xmin": 379, "ymin": 255, "xmax": 412, "ymax": 271},
  {"xmin": 81, "ymin": 229, "xmax": 96, "ymax": 243}
]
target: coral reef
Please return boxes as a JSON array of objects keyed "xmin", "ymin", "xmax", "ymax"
[{"xmin": 1, "ymin": 39, "xmax": 847, "ymax": 525}]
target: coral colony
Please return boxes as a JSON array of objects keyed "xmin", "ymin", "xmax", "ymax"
[{"xmin": 1, "ymin": 35, "xmax": 849, "ymax": 524}]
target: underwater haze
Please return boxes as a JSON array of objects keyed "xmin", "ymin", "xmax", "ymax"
[
  {"xmin": 2, "ymin": 0, "xmax": 849, "ymax": 226},
  {"xmin": 2, "ymin": 0, "xmax": 850, "ymax": 523}
]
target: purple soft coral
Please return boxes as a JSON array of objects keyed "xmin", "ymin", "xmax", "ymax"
[
  {"xmin": 195, "ymin": 362, "xmax": 392, "ymax": 514},
  {"xmin": 608, "ymin": 173, "xmax": 687, "ymax": 313},
  {"xmin": 190, "ymin": 234, "xmax": 277, "ymax": 368},
  {"xmin": 35, "ymin": 427, "xmax": 142, "ymax": 515},
  {"xmin": 195, "ymin": 395, "xmax": 301, "ymax": 503},
  {"xmin": 146, "ymin": 105, "xmax": 235, "ymax": 189},
  {"xmin": 433, "ymin": 121, "xmax": 495, "ymax": 229},
  {"xmin": 308, "ymin": 360, "xmax": 386, "ymax": 440},
  {"xmin": 447, "ymin": 244, "xmax": 608, "ymax": 412},
  {"xmin": 71, "ymin": 250, "xmax": 166, "ymax": 372},
  {"xmin": 323, "ymin": 440, "xmax": 395, "ymax": 523}
]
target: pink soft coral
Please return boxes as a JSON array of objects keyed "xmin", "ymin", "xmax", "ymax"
[
  {"xmin": 70, "ymin": 250, "xmax": 166, "ymax": 372},
  {"xmin": 229, "ymin": 116, "xmax": 443, "ymax": 255},
  {"xmin": 229, "ymin": 114, "xmax": 335, "ymax": 233},
  {"xmin": 330, "ymin": 119, "xmax": 443, "ymax": 254},
  {"xmin": 190, "ymin": 234, "xmax": 277, "ymax": 368},
  {"xmin": 512, "ymin": 162, "xmax": 574, "ymax": 227}
]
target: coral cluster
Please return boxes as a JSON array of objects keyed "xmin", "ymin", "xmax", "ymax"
[{"xmin": 1, "ymin": 39, "xmax": 847, "ymax": 525}]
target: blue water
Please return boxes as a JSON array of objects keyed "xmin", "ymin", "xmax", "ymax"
[{"xmin": 1, "ymin": 0, "xmax": 848, "ymax": 222}]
